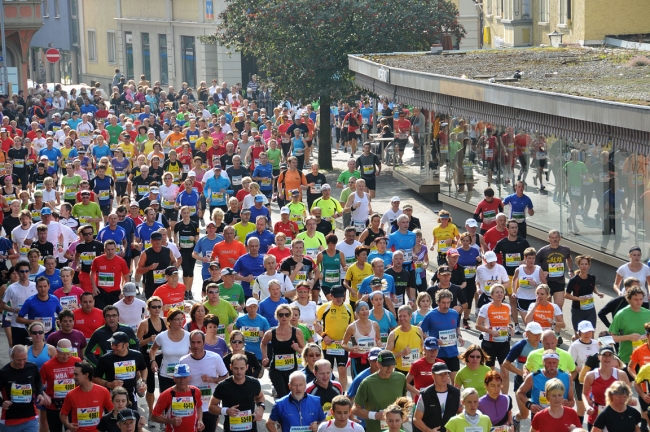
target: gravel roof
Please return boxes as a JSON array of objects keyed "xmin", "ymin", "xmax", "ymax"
[{"xmin": 364, "ymin": 47, "xmax": 650, "ymax": 106}]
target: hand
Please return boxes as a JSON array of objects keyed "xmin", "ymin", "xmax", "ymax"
[
  {"xmin": 197, "ymin": 420, "xmax": 206, "ymax": 431},
  {"xmin": 38, "ymin": 394, "xmax": 51, "ymax": 406},
  {"xmin": 2, "ymin": 400, "xmax": 12, "ymax": 410},
  {"xmin": 530, "ymin": 403, "xmax": 543, "ymax": 413},
  {"xmin": 597, "ymin": 292, "xmax": 604, "ymax": 298},
  {"xmin": 629, "ymin": 397, "xmax": 639, "ymax": 407},
  {"xmin": 226, "ymin": 405, "xmax": 240, "ymax": 416},
  {"xmin": 642, "ymin": 394, "xmax": 650, "ymax": 404},
  {"xmin": 255, "ymin": 406, "xmax": 265, "ymax": 422},
  {"xmin": 295, "ymin": 262, "xmax": 303, "ymax": 272},
  {"xmin": 631, "ymin": 333, "xmax": 644, "ymax": 342},
  {"xmin": 374, "ymin": 411, "xmax": 385, "ymax": 421},
  {"xmin": 111, "ymin": 380, "xmax": 124, "ymax": 388},
  {"xmin": 262, "ymin": 358, "xmax": 270, "ymax": 366},
  {"xmin": 586, "ymin": 406, "xmax": 594, "ymax": 415},
  {"xmin": 172, "ymin": 417, "xmax": 182, "ymax": 426},
  {"xmin": 139, "ymin": 417, "xmax": 146, "ymax": 428},
  {"xmin": 562, "ymin": 399, "xmax": 574, "ymax": 408},
  {"xmin": 151, "ymin": 362, "xmax": 158, "ymax": 373},
  {"xmin": 92, "ymin": 286, "xmax": 100, "ymax": 296},
  {"xmin": 149, "ymin": 263, "xmax": 159, "ymax": 271},
  {"xmin": 322, "ymin": 335, "xmax": 333, "ymax": 346},
  {"xmin": 310, "ymin": 421, "xmax": 318, "ymax": 432}
]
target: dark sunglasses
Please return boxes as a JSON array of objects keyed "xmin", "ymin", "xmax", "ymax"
[
  {"xmin": 278, "ymin": 312, "xmax": 291, "ymax": 318},
  {"xmin": 83, "ymin": 232, "xmax": 93, "ymax": 236},
  {"xmin": 149, "ymin": 305, "xmax": 162, "ymax": 309},
  {"xmin": 18, "ymin": 270, "xmax": 30, "ymax": 273},
  {"xmin": 31, "ymin": 331, "xmax": 44, "ymax": 335},
  {"xmin": 207, "ymin": 290, "xmax": 218, "ymax": 295},
  {"xmin": 231, "ymin": 340, "xmax": 244, "ymax": 344}
]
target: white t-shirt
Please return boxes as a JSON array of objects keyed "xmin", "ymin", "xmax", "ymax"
[
  {"xmin": 336, "ymin": 240, "xmax": 362, "ymax": 270},
  {"xmin": 475, "ymin": 264, "xmax": 509, "ymax": 295},
  {"xmin": 114, "ymin": 298, "xmax": 148, "ymax": 331},
  {"xmin": 617, "ymin": 263, "xmax": 650, "ymax": 301},
  {"xmin": 2, "ymin": 281, "xmax": 37, "ymax": 328},
  {"xmin": 242, "ymin": 194, "xmax": 269, "ymax": 210},
  {"xmin": 163, "ymin": 242, "xmax": 182, "ymax": 260},
  {"xmin": 568, "ymin": 339, "xmax": 599, "ymax": 368},
  {"xmin": 380, "ymin": 208, "xmax": 403, "ymax": 228},
  {"xmin": 291, "ymin": 300, "xmax": 318, "ymax": 331},
  {"xmin": 317, "ymin": 420, "xmax": 360, "ymax": 432},
  {"xmin": 27, "ymin": 221, "xmax": 63, "ymax": 252},
  {"xmin": 59, "ymin": 224, "xmax": 77, "ymax": 263},
  {"xmin": 155, "ymin": 330, "xmax": 191, "ymax": 378},
  {"xmin": 179, "ymin": 351, "xmax": 228, "ymax": 411},
  {"xmin": 253, "ymin": 272, "xmax": 293, "ymax": 300},
  {"xmin": 201, "ymin": 168, "xmax": 231, "ymax": 183},
  {"xmin": 12, "ymin": 226, "xmax": 32, "ymax": 258}
]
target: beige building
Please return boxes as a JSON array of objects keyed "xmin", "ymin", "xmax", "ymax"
[
  {"xmin": 482, "ymin": 0, "xmax": 650, "ymax": 48},
  {"xmin": 79, "ymin": 0, "xmax": 242, "ymax": 89}
]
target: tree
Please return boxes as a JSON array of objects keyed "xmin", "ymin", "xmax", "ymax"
[{"xmin": 201, "ymin": 0, "xmax": 465, "ymax": 169}]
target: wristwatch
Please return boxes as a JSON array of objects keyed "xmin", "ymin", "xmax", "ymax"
[{"xmin": 256, "ymin": 402, "xmax": 266, "ymax": 409}]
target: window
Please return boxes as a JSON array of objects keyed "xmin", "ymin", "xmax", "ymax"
[
  {"xmin": 125, "ymin": 32, "xmax": 134, "ymax": 80},
  {"xmin": 54, "ymin": 0, "xmax": 59, "ymax": 17},
  {"xmin": 159, "ymin": 34, "xmax": 169, "ymax": 85},
  {"xmin": 504, "ymin": 0, "xmax": 513, "ymax": 20},
  {"xmin": 559, "ymin": 0, "xmax": 571, "ymax": 24},
  {"xmin": 539, "ymin": 0, "xmax": 549, "ymax": 22},
  {"xmin": 107, "ymin": 31, "xmax": 116, "ymax": 63},
  {"xmin": 181, "ymin": 36, "xmax": 196, "ymax": 88},
  {"xmin": 487, "ymin": 0, "xmax": 492, "ymax": 15},
  {"xmin": 142, "ymin": 33, "xmax": 151, "ymax": 82},
  {"xmin": 43, "ymin": 0, "xmax": 49, "ymax": 17},
  {"xmin": 70, "ymin": 0, "xmax": 77, "ymax": 18},
  {"xmin": 87, "ymin": 30, "xmax": 97, "ymax": 61}
]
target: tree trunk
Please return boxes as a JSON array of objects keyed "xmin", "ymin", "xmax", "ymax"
[{"xmin": 318, "ymin": 95, "xmax": 332, "ymax": 170}]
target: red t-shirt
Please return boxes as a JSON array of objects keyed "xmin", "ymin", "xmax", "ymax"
[
  {"xmin": 408, "ymin": 357, "xmax": 445, "ymax": 402},
  {"xmin": 40, "ymin": 356, "xmax": 82, "ymax": 408},
  {"xmin": 152, "ymin": 385, "xmax": 203, "ymax": 432},
  {"xmin": 267, "ymin": 246, "xmax": 292, "ymax": 270},
  {"xmin": 152, "ymin": 283, "xmax": 187, "ymax": 317},
  {"xmin": 394, "ymin": 119, "xmax": 411, "ymax": 136},
  {"xmin": 76, "ymin": 191, "xmax": 96, "ymax": 202},
  {"xmin": 531, "ymin": 407, "xmax": 581, "ymax": 432},
  {"xmin": 90, "ymin": 255, "xmax": 129, "ymax": 293},
  {"xmin": 60, "ymin": 384, "xmax": 113, "ymax": 432},
  {"xmin": 53, "ymin": 285, "xmax": 86, "ymax": 310},
  {"xmin": 127, "ymin": 215, "xmax": 144, "ymax": 226},
  {"xmin": 179, "ymin": 181, "xmax": 204, "ymax": 194},
  {"xmin": 236, "ymin": 189, "xmax": 250, "ymax": 203},
  {"xmin": 484, "ymin": 226, "xmax": 508, "ymax": 252},
  {"xmin": 514, "ymin": 134, "xmax": 529, "ymax": 157},
  {"xmin": 273, "ymin": 221, "xmax": 299, "ymax": 242},
  {"xmin": 474, "ymin": 198, "xmax": 503, "ymax": 231},
  {"xmin": 73, "ymin": 307, "xmax": 105, "ymax": 339}
]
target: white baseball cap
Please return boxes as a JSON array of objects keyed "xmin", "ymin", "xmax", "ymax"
[
  {"xmin": 484, "ymin": 251, "xmax": 497, "ymax": 263},
  {"xmin": 577, "ymin": 321, "xmax": 595, "ymax": 333},
  {"xmin": 525, "ymin": 322, "xmax": 543, "ymax": 334},
  {"xmin": 465, "ymin": 219, "xmax": 478, "ymax": 228}
]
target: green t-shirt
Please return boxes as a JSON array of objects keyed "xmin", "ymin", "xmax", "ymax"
[
  {"xmin": 219, "ymin": 283, "xmax": 246, "ymax": 308},
  {"xmin": 563, "ymin": 161, "xmax": 588, "ymax": 187},
  {"xmin": 297, "ymin": 323, "xmax": 312, "ymax": 342},
  {"xmin": 337, "ymin": 170, "xmax": 361, "ymax": 185},
  {"xmin": 444, "ymin": 413, "xmax": 492, "ymax": 432},
  {"xmin": 233, "ymin": 222, "xmax": 256, "ymax": 242},
  {"xmin": 267, "ymin": 149, "xmax": 282, "ymax": 170},
  {"xmin": 453, "ymin": 364, "xmax": 491, "ymax": 396},
  {"xmin": 449, "ymin": 140, "xmax": 461, "ymax": 161},
  {"xmin": 61, "ymin": 175, "xmax": 82, "ymax": 201},
  {"xmin": 208, "ymin": 104, "xmax": 219, "ymax": 115},
  {"xmin": 311, "ymin": 197, "xmax": 342, "ymax": 230},
  {"xmin": 296, "ymin": 231, "xmax": 326, "ymax": 260},
  {"xmin": 525, "ymin": 347, "xmax": 576, "ymax": 374},
  {"xmin": 340, "ymin": 188, "xmax": 353, "ymax": 208},
  {"xmin": 106, "ymin": 124, "xmax": 124, "ymax": 145},
  {"xmin": 203, "ymin": 300, "xmax": 239, "ymax": 340},
  {"xmin": 71, "ymin": 202, "xmax": 103, "ymax": 233},
  {"xmin": 355, "ymin": 372, "xmax": 406, "ymax": 432},
  {"xmin": 609, "ymin": 305, "xmax": 650, "ymax": 363}
]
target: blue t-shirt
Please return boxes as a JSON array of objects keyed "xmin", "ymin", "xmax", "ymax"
[
  {"xmin": 39, "ymin": 148, "xmax": 63, "ymax": 174},
  {"xmin": 359, "ymin": 273, "xmax": 395, "ymax": 296},
  {"xmin": 90, "ymin": 175, "xmax": 113, "ymax": 205},
  {"xmin": 457, "ymin": 247, "xmax": 481, "ymax": 277},
  {"xmin": 249, "ymin": 205, "xmax": 271, "ymax": 224},
  {"xmin": 503, "ymin": 193, "xmax": 534, "ymax": 223},
  {"xmin": 135, "ymin": 222, "xmax": 165, "ymax": 245},
  {"xmin": 505, "ymin": 339, "xmax": 542, "ymax": 368},
  {"xmin": 368, "ymin": 308, "xmax": 397, "ymax": 342},
  {"xmin": 387, "ymin": 231, "xmax": 417, "ymax": 264},
  {"xmin": 421, "ymin": 308, "xmax": 461, "ymax": 358},
  {"xmin": 235, "ymin": 314, "xmax": 271, "ymax": 360},
  {"xmin": 96, "ymin": 226, "xmax": 127, "ymax": 251},
  {"xmin": 245, "ymin": 230, "xmax": 275, "ymax": 254},
  {"xmin": 67, "ymin": 118, "xmax": 81, "ymax": 130},
  {"xmin": 35, "ymin": 269, "xmax": 63, "ymax": 294},
  {"xmin": 368, "ymin": 250, "xmax": 393, "ymax": 268},
  {"xmin": 18, "ymin": 294, "xmax": 62, "ymax": 334},
  {"xmin": 176, "ymin": 190, "xmax": 200, "ymax": 216},
  {"xmin": 117, "ymin": 218, "xmax": 136, "ymax": 258},
  {"xmin": 186, "ymin": 129, "xmax": 200, "ymax": 150},
  {"xmin": 193, "ymin": 234, "xmax": 224, "ymax": 279},
  {"xmin": 112, "ymin": 158, "xmax": 130, "ymax": 181},
  {"xmin": 360, "ymin": 107, "xmax": 374, "ymax": 125},
  {"xmin": 204, "ymin": 176, "xmax": 231, "ymax": 207},
  {"xmin": 291, "ymin": 137, "xmax": 305, "ymax": 156},
  {"xmin": 0, "ymin": 237, "xmax": 13, "ymax": 268},
  {"xmin": 233, "ymin": 254, "xmax": 265, "ymax": 297},
  {"xmin": 252, "ymin": 163, "xmax": 273, "ymax": 191},
  {"xmin": 91, "ymin": 145, "xmax": 112, "ymax": 160},
  {"xmin": 258, "ymin": 297, "xmax": 288, "ymax": 327}
]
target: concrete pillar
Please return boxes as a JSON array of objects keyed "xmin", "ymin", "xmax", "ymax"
[
  {"xmin": 54, "ymin": 58, "xmax": 61, "ymax": 84},
  {"xmin": 71, "ymin": 50, "xmax": 79, "ymax": 84},
  {"xmin": 44, "ymin": 53, "xmax": 53, "ymax": 84}
]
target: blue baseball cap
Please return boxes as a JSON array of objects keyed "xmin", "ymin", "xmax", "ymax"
[
  {"xmin": 368, "ymin": 347, "xmax": 382, "ymax": 361},
  {"xmin": 424, "ymin": 337, "xmax": 440, "ymax": 350},
  {"xmin": 40, "ymin": 207, "xmax": 52, "ymax": 216}
]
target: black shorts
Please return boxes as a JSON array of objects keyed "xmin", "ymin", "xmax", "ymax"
[
  {"xmin": 395, "ymin": 139, "xmax": 408, "ymax": 151},
  {"xmin": 439, "ymin": 356, "xmax": 461, "ymax": 372},
  {"xmin": 100, "ymin": 205, "xmax": 111, "ymax": 216},
  {"xmin": 305, "ymin": 139, "xmax": 313, "ymax": 148},
  {"xmin": 363, "ymin": 177, "xmax": 376, "ymax": 191},
  {"xmin": 538, "ymin": 159, "xmax": 547, "ymax": 168},
  {"xmin": 516, "ymin": 297, "xmax": 535, "ymax": 313},
  {"xmin": 574, "ymin": 377, "xmax": 583, "ymax": 401},
  {"xmin": 163, "ymin": 208, "xmax": 179, "ymax": 222},
  {"xmin": 340, "ymin": 129, "xmax": 348, "ymax": 142},
  {"xmin": 481, "ymin": 340, "xmax": 510, "ymax": 367},
  {"xmin": 548, "ymin": 280, "xmax": 565, "ymax": 295},
  {"xmin": 324, "ymin": 351, "xmax": 349, "ymax": 369}
]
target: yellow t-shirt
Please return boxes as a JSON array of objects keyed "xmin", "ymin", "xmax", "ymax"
[
  {"xmin": 233, "ymin": 222, "xmax": 256, "ymax": 242},
  {"xmin": 433, "ymin": 223, "xmax": 460, "ymax": 254},
  {"xmin": 311, "ymin": 197, "xmax": 343, "ymax": 230},
  {"xmin": 196, "ymin": 137, "xmax": 214, "ymax": 149},
  {"xmin": 636, "ymin": 364, "xmax": 650, "ymax": 392},
  {"xmin": 393, "ymin": 326, "xmax": 423, "ymax": 371},
  {"xmin": 344, "ymin": 262, "xmax": 373, "ymax": 302},
  {"xmin": 316, "ymin": 302, "xmax": 354, "ymax": 344},
  {"xmin": 142, "ymin": 139, "xmax": 156, "ymax": 155},
  {"xmin": 118, "ymin": 142, "xmax": 136, "ymax": 161}
]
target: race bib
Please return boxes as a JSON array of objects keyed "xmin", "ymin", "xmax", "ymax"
[
  {"xmin": 464, "ymin": 266, "xmax": 476, "ymax": 278},
  {"xmin": 230, "ymin": 410, "xmax": 254, "ymax": 431},
  {"xmin": 116, "ymin": 172, "xmax": 127, "ymax": 182},
  {"xmin": 261, "ymin": 177, "xmax": 271, "ymax": 187},
  {"xmin": 570, "ymin": 186, "xmax": 581, "ymax": 197},
  {"xmin": 37, "ymin": 317, "xmax": 53, "ymax": 333},
  {"xmin": 162, "ymin": 199, "xmax": 175, "ymax": 209},
  {"xmin": 98, "ymin": 272, "xmax": 115, "ymax": 287},
  {"xmin": 187, "ymin": 206, "xmax": 197, "ymax": 215},
  {"xmin": 179, "ymin": 236, "xmax": 194, "ymax": 249},
  {"xmin": 211, "ymin": 192, "xmax": 224, "ymax": 202},
  {"xmin": 325, "ymin": 342, "xmax": 345, "ymax": 356},
  {"xmin": 80, "ymin": 252, "xmax": 96, "ymax": 266},
  {"xmin": 633, "ymin": 338, "xmax": 648, "ymax": 349},
  {"xmin": 438, "ymin": 239, "xmax": 451, "ymax": 253},
  {"xmin": 353, "ymin": 220, "xmax": 366, "ymax": 233},
  {"xmin": 171, "ymin": 396, "xmax": 195, "ymax": 417},
  {"xmin": 64, "ymin": 186, "xmax": 77, "ymax": 199},
  {"xmin": 401, "ymin": 348, "xmax": 420, "ymax": 367},
  {"xmin": 599, "ymin": 172, "xmax": 610, "ymax": 182},
  {"xmin": 324, "ymin": 269, "xmax": 340, "ymax": 284},
  {"xmin": 60, "ymin": 295, "xmax": 79, "ymax": 310},
  {"xmin": 217, "ymin": 324, "xmax": 226, "ymax": 335},
  {"xmin": 512, "ymin": 211, "xmax": 525, "ymax": 223},
  {"xmin": 402, "ymin": 250, "xmax": 413, "ymax": 263},
  {"xmin": 13, "ymin": 158, "xmax": 24, "ymax": 168},
  {"xmin": 438, "ymin": 329, "xmax": 457, "ymax": 347},
  {"xmin": 165, "ymin": 362, "xmax": 180, "ymax": 378},
  {"xmin": 53, "ymin": 379, "xmax": 75, "ymax": 398},
  {"xmin": 311, "ymin": 184, "xmax": 322, "ymax": 194},
  {"xmin": 153, "ymin": 270, "xmax": 165, "ymax": 284},
  {"xmin": 362, "ymin": 165, "xmax": 374, "ymax": 175},
  {"xmin": 11, "ymin": 383, "xmax": 32, "ymax": 403},
  {"xmin": 19, "ymin": 246, "xmax": 29, "ymax": 257},
  {"xmin": 198, "ymin": 384, "xmax": 212, "ymax": 404},
  {"xmin": 493, "ymin": 326, "xmax": 509, "ymax": 343},
  {"xmin": 580, "ymin": 295, "xmax": 594, "ymax": 310},
  {"xmin": 232, "ymin": 176, "xmax": 242, "ymax": 186},
  {"xmin": 77, "ymin": 407, "xmax": 101, "ymax": 427},
  {"xmin": 114, "ymin": 360, "xmax": 136, "ymax": 380},
  {"xmin": 505, "ymin": 253, "xmax": 520, "ymax": 267},
  {"xmin": 485, "ymin": 149, "xmax": 494, "ymax": 158},
  {"xmin": 137, "ymin": 185, "xmax": 149, "ymax": 195},
  {"xmin": 380, "ymin": 333, "xmax": 388, "ymax": 346},
  {"xmin": 483, "ymin": 210, "xmax": 496, "ymax": 224},
  {"xmin": 536, "ymin": 152, "xmax": 546, "ymax": 160},
  {"xmin": 356, "ymin": 336, "xmax": 375, "ymax": 354},
  {"xmin": 548, "ymin": 263, "xmax": 564, "ymax": 278},
  {"xmin": 242, "ymin": 326, "xmax": 261, "ymax": 342},
  {"xmin": 274, "ymin": 354, "xmax": 295, "ymax": 371},
  {"xmin": 98, "ymin": 190, "xmax": 110, "ymax": 201},
  {"xmin": 539, "ymin": 391, "xmax": 549, "ymax": 407}
]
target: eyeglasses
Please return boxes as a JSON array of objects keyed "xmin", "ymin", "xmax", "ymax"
[
  {"xmin": 83, "ymin": 232, "xmax": 93, "ymax": 236},
  {"xmin": 278, "ymin": 313, "xmax": 291, "ymax": 318},
  {"xmin": 149, "ymin": 305, "xmax": 162, "ymax": 309},
  {"xmin": 18, "ymin": 270, "xmax": 30, "ymax": 273},
  {"xmin": 207, "ymin": 290, "xmax": 218, "ymax": 295},
  {"xmin": 30, "ymin": 330, "xmax": 44, "ymax": 335},
  {"xmin": 231, "ymin": 340, "xmax": 244, "ymax": 344}
]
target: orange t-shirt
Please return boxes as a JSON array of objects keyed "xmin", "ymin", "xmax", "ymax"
[
  {"xmin": 277, "ymin": 169, "xmax": 307, "ymax": 200},
  {"xmin": 484, "ymin": 303, "xmax": 511, "ymax": 342},
  {"xmin": 60, "ymin": 384, "xmax": 113, "ymax": 432},
  {"xmin": 631, "ymin": 344, "xmax": 650, "ymax": 368},
  {"xmin": 532, "ymin": 303, "xmax": 556, "ymax": 330},
  {"xmin": 152, "ymin": 283, "xmax": 187, "ymax": 317},
  {"xmin": 211, "ymin": 240, "xmax": 247, "ymax": 268},
  {"xmin": 165, "ymin": 131, "xmax": 186, "ymax": 147}
]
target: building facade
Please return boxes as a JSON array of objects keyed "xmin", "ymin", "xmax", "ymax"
[
  {"xmin": 0, "ymin": 0, "xmax": 43, "ymax": 93},
  {"xmin": 79, "ymin": 0, "xmax": 242, "ymax": 90},
  {"xmin": 482, "ymin": 0, "xmax": 650, "ymax": 47}
]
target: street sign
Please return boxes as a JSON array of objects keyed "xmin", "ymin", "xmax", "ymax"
[{"xmin": 45, "ymin": 48, "xmax": 60, "ymax": 64}]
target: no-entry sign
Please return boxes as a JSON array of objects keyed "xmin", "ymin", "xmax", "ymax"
[{"xmin": 45, "ymin": 48, "xmax": 60, "ymax": 64}]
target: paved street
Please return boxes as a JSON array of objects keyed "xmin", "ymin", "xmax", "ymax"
[{"xmin": 0, "ymin": 145, "xmax": 623, "ymax": 432}]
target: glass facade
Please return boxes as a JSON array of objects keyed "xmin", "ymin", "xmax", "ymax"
[
  {"xmin": 181, "ymin": 36, "xmax": 196, "ymax": 88},
  {"xmin": 141, "ymin": 33, "xmax": 151, "ymax": 81}
]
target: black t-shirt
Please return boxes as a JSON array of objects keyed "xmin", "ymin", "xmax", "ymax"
[
  {"xmin": 7, "ymin": 147, "xmax": 28, "ymax": 172},
  {"xmin": 202, "ymin": 278, "xmax": 223, "ymax": 293},
  {"xmin": 281, "ymin": 256, "xmax": 315, "ymax": 276},
  {"xmin": 149, "ymin": 166, "xmax": 164, "ymax": 181},
  {"xmin": 0, "ymin": 362, "xmax": 42, "ymax": 422},
  {"xmin": 173, "ymin": 220, "xmax": 199, "ymax": 250},
  {"xmin": 30, "ymin": 171, "xmax": 48, "ymax": 187},
  {"xmin": 356, "ymin": 153, "xmax": 381, "ymax": 180},
  {"xmin": 212, "ymin": 376, "xmax": 261, "ymax": 432},
  {"xmin": 593, "ymin": 405, "xmax": 641, "ymax": 431},
  {"xmin": 34, "ymin": 240, "xmax": 54, "ymax": 259},
  {"xmin": 493, "ymin": 236, "xmax": 530, "ymax": 276},
  {"xmin": 305, "ymin": 173, "xmax": 327, "ymax": 201},
  {"xmin": 566, "ymin": 274, "xmax": 596, "ymax": 310},
  {"xmin": 76, "ymin": 240, "xmax": 105, "ymax": 273},
  {"xmin": 426, "ymin": 283, "xmax": 467, "ymax": 308},
  {"xmin": 94, "ymin": 349, "xmax": 147, "ymax": 394},
  {"xmin": 226, "ymin": 167, "xmax": 249, "ymax": 193},
  {"xmin": 430, "ymin": 264, "xmax": 466, "ymax": 287},
  {"xmin": 131, "ymin": 175, "xmax": 152, "ymax": 199},
  {"xmin": 220, "ymin": 153, "xmax": 234, "ymax": 168},
  {"xmin": 386, "ymin": 267, "xmax": 411, "ymax": 306},
  {"xmin": 3, "ymin": 215, "xmax": 20, "ymax": 240},
  {"xmin": 315, "ymin": 218, "xmax": 333, "ymax": 236},
  {"xmin": 225, "ymin": 210, "xmax": 241, "ymax": 225},
  {"xmin": 97, "ymin": 410, "xmax": 141, "ymax": 432}
]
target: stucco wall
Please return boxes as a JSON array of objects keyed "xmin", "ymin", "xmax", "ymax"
[
  {"xmin": 82, "ymin": 0, "xmax": 118, "ymax": 80},
  {"xmin": 584, "ymin": 0, "xmax": 650, "ymax": 43}
]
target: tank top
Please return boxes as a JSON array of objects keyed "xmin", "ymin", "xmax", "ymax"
[
  {"xmin": 251, "ymin": 146, "xmax": 265, "ymax": 168},
  {"xmin": 363, "ymin": 227, "xmax": 385, "ymax": 249},
  {"xmin": 588, "ymin": 368, "xmax": 619, "ymax": 424},
  {"xmin": 350, "ymin": 321, "xmax": 377, "ymax": 359},
  {"xmin": 321, "ymin": 250, "xmax": 342, "ymax": 288},
  {"xmin": 1, "ymin": 187, "xmax": 18, "ymax": 206},
  {"xmin": 351, "ymin": 193, "xmax": 369, "ymax": 230},
  {"xmin": 270, "ymin": 327, "xmax": 299, "ymax": 373},
  {"xmin": 140, "ymin": 317, "xmax": 166, "ymax": 357},
  {"xmin": 516, "ymin": 265, "xmax": 542, "ymax": 300},
  {"xmin": 28, "ymin": 344, "xmax": 51, "ymax": 368},
  {"xmin": 393, "ymin": 326, "xmax": 423, "ymax": 372},
  {"xmin": 144, "ymin": 246, "xmax": 171, "ymax": 292},
  {"xmin": 532, "ymin": 370, "xmax": 570, "ymax": 408},
  {"xmin": 42, "ymin": 188, "xmax": 57, "ymax": 203}
]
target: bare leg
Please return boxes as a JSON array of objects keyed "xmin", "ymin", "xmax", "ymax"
[
  {"xmin": 337, "ymin": 365, "xmax": 348, "ymax": 390},
  {"xmin": 553, "ymin": 290, "xmax": 565, "ymax": 310}
]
